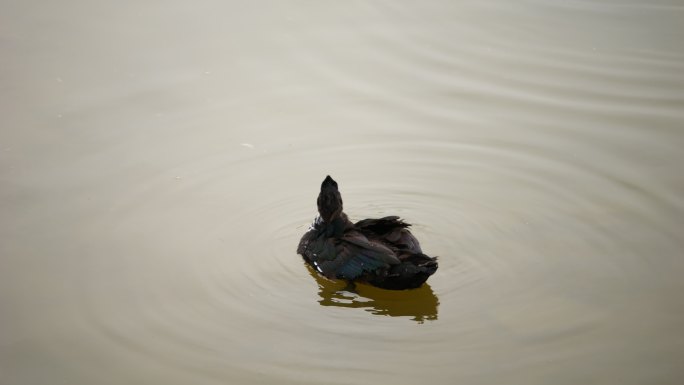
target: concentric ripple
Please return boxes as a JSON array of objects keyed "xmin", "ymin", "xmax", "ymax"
[{"xmin": 60, "ymin": 132, "xmax": 684, "ymax": 384}]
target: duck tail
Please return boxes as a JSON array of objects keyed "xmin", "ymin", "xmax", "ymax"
[
  {"xmin": 418, "ymin": 255, "xmax": 439, "ymax": 276},
  {"xmin": 371, "ymin": 253, "xmax": 438, "ymax": 290}
]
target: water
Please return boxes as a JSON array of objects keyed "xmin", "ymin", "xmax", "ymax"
[{"xmin": 2, "ymin": 1, "xmax": 684, "ymax": 384}]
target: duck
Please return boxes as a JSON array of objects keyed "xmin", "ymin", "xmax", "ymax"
[{"xmin": 297, "ymin": 175, "xmax": 438, "ymax": 290}]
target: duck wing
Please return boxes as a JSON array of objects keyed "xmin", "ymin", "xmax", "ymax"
[
  {"xmin": 355, "ymin": 216, "xmax": 423, "ymax": 254},
  {"xmin": 355, "ymin": 216, "xmax": 409, "ymax": 233},
  {"xmin": 308, "ymin": 231, "xmax": 400, "ymax": 280}
]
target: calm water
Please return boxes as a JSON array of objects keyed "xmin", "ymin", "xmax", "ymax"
[{"xmin": 2, "ymin": 1, "xmax": 684, "ymax": 384}]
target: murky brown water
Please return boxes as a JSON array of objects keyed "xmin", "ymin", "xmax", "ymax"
[{"xmin": 2, "ymin": 1, "xmax": 684, "ymax": 384}]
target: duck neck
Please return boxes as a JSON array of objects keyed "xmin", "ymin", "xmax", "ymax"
[{"xmin": 324, "ymin": 213, "xmax": 351, "ymax": 237}]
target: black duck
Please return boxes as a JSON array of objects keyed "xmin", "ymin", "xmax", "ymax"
[{"xmin": 297, "ymin": 175, "xmax": 438, "ymax": 290}]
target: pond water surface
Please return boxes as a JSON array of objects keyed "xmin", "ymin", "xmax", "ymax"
[{"xmin": 2, "ymin": 1, "xmax": 684, "ymax": 384}]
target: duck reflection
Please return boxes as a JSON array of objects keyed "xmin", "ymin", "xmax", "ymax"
[{"xmin": 306, "ymin": 265, "xmax": 439, "ymax": 323}]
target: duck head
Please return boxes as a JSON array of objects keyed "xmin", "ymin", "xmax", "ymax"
[{"xmin": 317, "ymin": 175, "xmax": 343, "ymax": 222}]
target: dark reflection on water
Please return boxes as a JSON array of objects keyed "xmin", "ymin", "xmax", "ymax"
[{"xmin": 305, "ymin": 265, "xmax": 439, "ymax": 323}]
